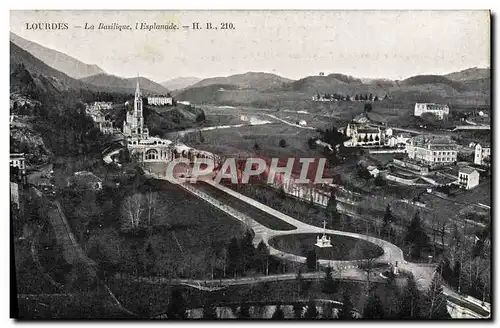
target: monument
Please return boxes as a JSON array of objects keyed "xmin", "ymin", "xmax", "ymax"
[{"xmin": 315, "ymin": 220, "xmax": 332, "ymax": 248}]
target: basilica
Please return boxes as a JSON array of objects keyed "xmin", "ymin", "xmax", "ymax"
[{"xmin": 123, "ymin": 79, "xmax": 217, "ymax": 164}]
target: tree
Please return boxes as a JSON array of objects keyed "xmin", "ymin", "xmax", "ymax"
[
  {"xmin": 398, "ymin": 275, "xmax": 421, "ymax": 319},
  {"xmin": 238, "ymin": 304, "xmax": 251, "ymax": 319},
  {"xmin": 120, "ymin": 193, "xmax": 144, "ymax": 232},
  {"xmin": 253, "ymin": 142, "xmax": 260, "ymax": 151},
  {"xmin": 374, "ymin": 175, "xmax": 386, "ymax": 186},
  {"xmin": 166, "ymin": 288, "xmax": 187, "ymax": 319},
  {"xmin": 363, "ymin": 292, "xmax": 385, "ymax": 319},
  {"xmin": 355, "ymin": 94, "xmax": 360, "ymax": 101},
  {"xmin": 322, "ymin": 265, "xmax": 337, "ymax": 294},
  {"xmin": 271, "ymin": 305, "xmax": 285, "ymax": 319},
  {"xmin": 306, "ymin": 248, "xmax": 317, "ymax": 272},
  {"xmin": 369, "ymin": 134, "xmax": 374, "ymax": 142},
  {"xmin": 279, "ymin": 139, "xmax": 287, "ymax": 147},
  {"xmin": 73, "ymin": 191, "xmax": 100, "ymax": 242},
  {"xmin": 374, "ymin": 95, "xmax": 379, "ymax": 101},
  {"xmin": 307, "ymin": 137, "xmax": 317, "ymax": 149},
  {"xmin": 425, "ymin": 273, "xmax": 451, "ymax": 319},
  {"xmin": 293, "ymin": 303, "xmax": 303, "ymax": 319},
  {"xmin": 404, "ymin": 211, "xmax": 430, "ymax": 259},
  {"xmin": 325, "ymin": 189, "xmax": 339, "ymax": 223},
  {"xmin": 381, "ymin": 204, "xmax": 393, "ymax": 239},
  {"xmin": 226, "ymin": 237, "xmax": 241, "ymax": 277},
  {"xmin": 255, "ymin": 240, "xmax": 270, "ymax": 274},
  {"xmin": 240, "ymin": 230, "xmax": 256, "ymax": 272},
  {"xmin": 304, "ymin": 299, "xmax": 318, "ymax": 319},
  {"xmin": 202, "ymin": 300, "xmax": 218, "ymax": 319},
  {"xmin": 363, "ymin": 134, "xmax": 369, "ymax": 143},
  {"xmin": 338, "ymin": 292, "xmax": 355, "ymax": 319}
]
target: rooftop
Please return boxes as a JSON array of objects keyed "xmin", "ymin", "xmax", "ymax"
[{"xmin": 459, "ymin": 167, "xmax": 478, "ymax": 175}]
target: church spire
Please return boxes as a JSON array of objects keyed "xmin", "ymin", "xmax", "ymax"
[{"xmin": 135, "ymin": 75, "xmax": 141, "ymax": 96}]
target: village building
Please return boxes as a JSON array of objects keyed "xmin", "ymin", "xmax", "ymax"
[
  {"xmin": 458, "ymin": 167, "xmax": 480, "ymax": 189},
  {"xmin": 367, "ymin": 166, "xmax": 380, "ymax": 177},
  {"xmin": 414, "ymin": 103, "xmax": 450, "ymax": 120},
  {"xmin": 341, "ymin": 123, "xmax": 387, "ymax": 147},
  {"xmin": 10, "ymin": 153, "xmax": 26, "ymax": 176},
  {"xmin": 474, "ymin": 143, "xmax": 491, "ymax": 166},
  {"xmin": 147, "ymin": 96, "xmax": 173, "ymax": 106},
  {"xmin": 405, "ymin": 135, "xmax": 457, "ymax": 164}
]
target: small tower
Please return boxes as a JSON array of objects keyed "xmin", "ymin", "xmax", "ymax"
[{"xmin": 316, "ymin": 220, "xmax": 332, "ymax": 248}]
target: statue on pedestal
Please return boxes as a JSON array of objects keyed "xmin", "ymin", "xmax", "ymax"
[{"xmin": 315, "ymin": 220, "xmax": 332, "ymax": 248}]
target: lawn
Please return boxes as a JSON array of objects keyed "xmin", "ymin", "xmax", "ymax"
[
  {"xmin": 193, "ymin": 182, "xmax": 297, "ymax": 231},
  {"xmin": 268, "ymin": 233, "xmax": 384, "ymax": 261},
  {"xmin": 193, "ymin": 122, "xmax": 319, "ymax": 159}
]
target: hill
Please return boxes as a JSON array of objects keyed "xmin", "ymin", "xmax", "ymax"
[
  {"xmin": 10, "ymin": 32, "xmax": 105, "ymax": 79},
  {"xmin": 398, "ymin": 75, "xmax": 467, "ymax": 92},
  {"xmin": 284, "ymin": 73, "xmax": 377, "ymax": 95},
  {"xmin": 174, "ymin": 84, "xmax": 240, "ymax": 104},
  {"xmin": 444, "ymin": 67, "xmax": 490, "ymax": 81},
  {"xmin": 190, "ymin": 72, "xmax": 293, "ymax": 91},
  {"xmin": 10, "ymin": 42, "xmax": 94, "ymax": 92},
  {"xmin": 161, "ymin": 77, "xmax": 202, "ymax": 91},
  {"xmin": 80, "ymin": 73, "xmax": 169, "ymax": 95}
]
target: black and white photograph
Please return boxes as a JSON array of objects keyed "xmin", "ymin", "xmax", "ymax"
[{"xmin": 9, "ymin": 9, "xmax": 492, "ymax": 320}]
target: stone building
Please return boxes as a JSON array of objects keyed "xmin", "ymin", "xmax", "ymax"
[
  {"xmin": 414, "ymin": 103, "xmax": 450, "ymax": 120},
  {"xmin": 123, "ymin": 80, "xmax": 149, "ymax": 139},
  {"xmin": 458, "ymin": 167, "xmax": 480, "ymax": 189},
  {"xmin": 474, "ymin": 143, "xmax": 491, "ymax": 166},
  {"xmin": 406, "ymin": 135, "xmax": 457, "ymax": 164}
]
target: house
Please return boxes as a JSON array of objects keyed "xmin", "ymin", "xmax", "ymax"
[
  {"xmin": 458, "ymin": 167, "xmax": 479, "ymax": 189},
  {"xmin": 68, "ymin": 171, "xmax": 103, "ymax": 191},
  {"xmin": 405, "ymin": 135, "xmax": 457, "ymax": 164},
  {"xmin": 367, "ymin": 166, "xmax": 380, "ymax": 177},
  {"xmin": 414, "ymin": 103, "xmax": 450, "ymax": 120},
  {"xmin": 474, "ymin": 143, "xmax": 491, "ymax": 166}
]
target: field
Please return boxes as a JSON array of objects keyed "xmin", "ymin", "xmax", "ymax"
[
  {"xmin": 194, "ymin": 122, "xmax": 320, "ymax": 158},
  {"xmin": 268, "ymin": 233, "xmax": 384, "ymax": 261}
]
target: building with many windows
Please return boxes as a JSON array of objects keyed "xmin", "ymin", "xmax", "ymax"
[
  {"xmin": 147, "ymin": 96, "xmax": 173, "ymax": 106},
  {"xmin": 474, "ymin": 143, "xmax": 491, "ymax": 166},
  {"xmin": 458, "ymin": 167, "xmax": 479, "ymax": 189},
  {"xmin": 414, "ymin": 103, "xmax": 450, "ymax": 120},
  {"xmin": 405, "ymin": 135, "xmax": 457, "ymax": 164}
]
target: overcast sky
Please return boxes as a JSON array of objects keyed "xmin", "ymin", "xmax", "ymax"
[{"xmin": 10, "ymin": 10, "xmax": 490, "ymax": 82}]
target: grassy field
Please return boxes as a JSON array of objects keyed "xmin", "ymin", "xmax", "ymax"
[
  {"xmin": 194, "ymin": 122, "xmax": 320, "ymax": 159},
  {"xmin": 268, "ymin": 233, "xmax": 384, "ymax": 261}
]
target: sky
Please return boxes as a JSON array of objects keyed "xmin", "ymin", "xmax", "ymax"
[{"xmin": 10, "ymin": 10, "xmax": 490, "ymax": 82}]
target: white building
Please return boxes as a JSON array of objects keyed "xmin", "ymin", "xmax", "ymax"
[
  {"xmin": 406, "ymin": 135, "xmax": 457, "ymax": 164},
  {"xmin": 367, "ymin": 166, "xmax": 380, "ymax": 177},
  {"xmin": 147, "ymin": 96, "xmax": 173, "ymax": 106},
  {"xmin": 10, "ymin": 153, "xmax": 26, "ymax": 175},
  {"xmin": 298, "ymin": 120, "xmax": 307, "ymax": 126},
  {"xmin": 414, "ymin": 103, "xmax": 450, "ymax": 120},
  {"xmin": 458, "ymin": 167, "xmax": 479, "ymax": 189},
  {"xmin": 474, "ymin": 143, "xmax": 491, "ymax": 166}
]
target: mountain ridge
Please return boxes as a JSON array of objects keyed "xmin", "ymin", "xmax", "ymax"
[{"xmin": 10, "ymin": 32, "xmax": 105, "ymax": 79}]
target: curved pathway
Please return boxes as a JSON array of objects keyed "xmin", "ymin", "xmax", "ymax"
[{"xmin": 173, "ymin": 178, "xmax": 404, "ymax": 270}]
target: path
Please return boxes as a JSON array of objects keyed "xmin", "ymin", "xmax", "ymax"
[{"xmin": 263, "ymin": 113, "xmax": 317, "ymax": 130}]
